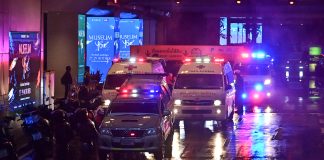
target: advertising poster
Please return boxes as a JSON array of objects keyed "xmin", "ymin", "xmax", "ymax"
[
  {"xmin": 78, "ymin": 14, "xmax": 86, "ymax": 83},
  {"xmin": 86, "ymin": 17, "xmax": 119, "ymax": 83},
  {"xmin": 8, "ymin": 32, "xmax": 40, "ymax": 109},
  {"xmin": 119, "ymin": 19, "xmax": 143, "ymax": 59}
]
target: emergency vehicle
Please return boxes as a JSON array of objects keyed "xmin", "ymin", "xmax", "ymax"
[
  {"xmin": 172, "ymin": 57, "xmax": 236, "ymax": 124},
  {"xmin": 98, "ymin": 77, "xmax": 174, "ymax": 160},
  {"xmin": 101, "ymin": 57, "xmax": 166, "ymax": 108},
  {"xmin": 233, "ymin": 51, "xmax": 274, "ymax": 112}
]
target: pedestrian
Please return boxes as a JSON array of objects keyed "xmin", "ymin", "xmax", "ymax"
[
  {"xmin": 234, "ymin": 70, "xmax": 244, "ymax": 121},
  {"xmin": 84, "ymin": 66, "xmax": 90, "ymax": 86},
  {"xmin": 61, "ymin": 66, "xmax": 73, "ymax": 99},
  {"xmin": 166, "ymin": 73, "xmax": 175, "ymax": 92},
  {"xmin": 75, "ymin": 108, "xmax": 99, "ymax": 160},
  {"xmin": 52, "ymin": 109, "xmax": 74, "ymax": 160}
]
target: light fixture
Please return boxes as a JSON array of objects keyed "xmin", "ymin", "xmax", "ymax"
[
  {"xmin": 113, "ymin": 0, "xmax": 118, "ymax": 4},
  {"xmin": 176, "ymin": 0, "xmax": 181, "ymax": 4},
  {"xmin": 236, "ymin": 0, "xmax": 241, "ymax": 4},
  {"xmin": 289, "ymin": 0, "xmax": 295, "ymax": 5}
]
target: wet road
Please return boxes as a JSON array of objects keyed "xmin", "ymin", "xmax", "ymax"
[
  {"xmin": 107, "ymin": 89, "xmax": 324, "ymax": 160},
  {"xmin": 20, "ymin": 89, "xmax": 324, "ymax": 160}
]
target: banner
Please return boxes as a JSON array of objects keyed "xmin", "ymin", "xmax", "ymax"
[
  {"xmin": 86, "ymin": 17, "xmax": 119, "ymax": 83},
  {"xmin": 8, "ymin": 32, "xmax": 40, "ymax": 109},
  {"xmin": 78, "ymin": 15, "xmax": 86, "ymax": 83},
  {"xmin": 130, "ymin": 45, "xmax": 246, "ymax": 60},
  {"xmin": 119, "ymin": 19, "xmax": 143, "ymax": 59}
]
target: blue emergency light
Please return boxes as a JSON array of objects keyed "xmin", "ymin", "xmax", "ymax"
[
  {"xmin": 254, "ymin": 84, "xmax": 263, "ymax": 91},
  {"xmin": 252, "ymin": 51, "xmax": 266, "ymax": 59}
]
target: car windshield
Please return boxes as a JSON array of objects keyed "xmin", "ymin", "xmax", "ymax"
[
  {"xmin": 108, "ymin": 102, "xmax": 159, "ymax": 114},
  {"xmin": 104, "ymin": 74, "xmax": 129, "ymax": 89},
  {"xmin": 237, "ymin": 64, "xmax": 270, "ymax": 75},
  {"xmin": 174, "ymin": 74, "xmax": 223, "ymax": 89}
]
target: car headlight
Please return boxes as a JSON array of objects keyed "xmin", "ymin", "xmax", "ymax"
[
  {"xmin": 214, "ymin": 100, "xmax": 221, "ymax": 106},
  {"xmin": 145, "ymin": 128, "xmax": 158, "ymax": 136},
  {"xmin": 174, "ymin": 99, "xmax": 181, "ymax": 105},
  {"xmin": 100, "ymin": 128, "xmax": 112, "ymax": 135},
  {"xmin": 104, "ymin": 100, "xmax": 111, "ymax": 106},
  {"xmin": 264, "ymin": 79, "xmax": 271, "ymax": 85}
]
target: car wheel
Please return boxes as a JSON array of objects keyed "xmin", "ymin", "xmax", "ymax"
[{"xmin": 154, "ymin": 145, "xmax": 164, "ymax": 160}]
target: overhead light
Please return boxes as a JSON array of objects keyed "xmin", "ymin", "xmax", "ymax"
[
  {"xmin": 176, "ymin": 0, "xmax": 181, "ymax": 4},
  {"xmin": 236, "ymin": 0, "xmax": 241, "ymax": 4},
  {"xmin": 113, "ymin": 0, "xmax": 118, "ymax": 4},
  {"xmin": 289, "ymin": 0, "xmax": 295, "ymax": 5}
]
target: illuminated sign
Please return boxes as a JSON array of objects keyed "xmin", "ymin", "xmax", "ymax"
[
  {"xmin": 9, "ymin": 32, "xmax": 40, "ymax": 109},
  {"xmin": 309, "ymin": 47, "xmax": 321, "ymax": 56},
  {"xmin": 119, "ymin": 19, "xmax": 143, "ymax": 59},
  {"xmin": 86, "ymin": 17, "xmax": 119, "ymax": 82}
]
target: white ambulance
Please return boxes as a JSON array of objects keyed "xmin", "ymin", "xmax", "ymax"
[
  {"xmin": 172, "ymin": 57, "xmax": 236, "ymax": 124},
  {"xmin": 101, "ymin": 57, "xmax": 165, "ymax": 108}
]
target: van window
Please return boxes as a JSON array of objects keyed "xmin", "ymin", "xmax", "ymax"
[
  {"xmin": 174, "ymin": 74, "xmax": 223, "ymax": 89},
  {"xmin": 108, "ymin": 102, "xmax": 159, "ymax": 114},
  {"xmin": 104, "ymin": 74, "xmax": 129, "ymax": 89}
]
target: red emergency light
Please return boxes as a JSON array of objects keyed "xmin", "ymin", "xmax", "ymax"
[
  {"xmin": 241, "ymin": 53, "xmax": 250, "ymax": 58},
  {"xmin": 214, "ymin": 58, "xmax": 224, "ymax": 62},
  {"xmin": 184, "ymin": 58, "xmax": 192, "ymax": 62},
  {"xmin": 113, "ymin": 58, "xmax": 120, "ymax": 62},
  {"xmin": 122, "ymin": 89, "xmax": 128, "ymax": 93},
  {"xmin": 130, "ymin": 132, "xmax": 136, "ymax": 137},
  {"xmin": 138, "ymin": 58, "xmax": 144, "ymax": 62}
]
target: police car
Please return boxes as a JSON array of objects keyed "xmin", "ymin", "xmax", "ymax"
[
  {"xmin": 101, "ymin": 57, "xmax": 166, "ymax": 108},
  {"xmin": 98, "ymin": 76, "xmax": 174, "ymax": 160},
  {"xmin": 172, "ymin": 57, "xmax": 235, "ymax": 125}
]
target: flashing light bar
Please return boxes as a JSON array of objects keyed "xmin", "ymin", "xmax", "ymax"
[
  {"xmin": 242, "ymin": 93, "xmax": 247, "ymax": 99},
  {"xmin": 196, "ymin": 58, "xmax": 202, "ymax": 63},
  {"xmin": 113, "ymin": 58, "xmax": 119, "ymax": 62},
  {"xmin": 203, "ymin": 58, "xmax": 211, "ymax": 63},
  {"xmin": 255, "ymin": 84, "xmax": 263, "ymax": 91},
  {"xmin": 138, "ymin": 58, "xmax": 144, "ymax": 62},
  {"xmin": 214, "ymin": 58, "xmax": 225, "ymax": 62},
  {"xmin": 129, "ymin": 57, "xmax": 136, "ymax": 63},
  {"xmin": 241, "ymin": 53, "xmax": 249, "ymax": 58},
  {"xmin": 122, "ymin": 89, "xmax": 128, "ymax": 93},
  {"xmin": 184, "ymin": 58, "xmax": 191, "ymax": 62}
]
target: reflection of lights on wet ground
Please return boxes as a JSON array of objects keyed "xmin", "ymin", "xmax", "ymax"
[
  {"xmin": 213, "ymin": 133, "xmax": 224, "ymax": 158},
  {"xmin": 204, "ymin": 120, "xmax": 214, "ymax": 132},
  {"xmin": 284, "ymin": 96, "xmax": 289, "ymax": 103},
  {"xmin": 252, "ymin": 113, "xmax": 266, "ymax": 157},
  {"xmin": 265, "ymin": 106, "xmax": 272, "ymax": 113},
  {"xmin": 179, "ymin": 120, "xmax": 185, "ymax": 140},
  {"xmin": 172, "ymin": 132, "xmax": 182, "ymax": 160},
  {"xmin": 253, "ymin": 106, "xmax": 261, "ymax": 113},
  {"xmin": 298, "ymin": 97, "xmax": 303, "ymax": 102},
  {"xmin": 264, "ymin": 112, "xmax": 273, "ymax": 126}
]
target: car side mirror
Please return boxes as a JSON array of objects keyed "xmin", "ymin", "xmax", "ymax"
[
  {"xmin": 225, "ymin": 85, "xmax": 233, "ymax": 90},
  {"xmin": 163, "ymin": 110, "xmax": 171, "ymax": 116}
]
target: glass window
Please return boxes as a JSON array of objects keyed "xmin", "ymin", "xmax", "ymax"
[
  {"xmin": 174, "ymin": 74, "xmax": 223, "ymax": 89},
  {"xmin": 108, "ymin": 102, "xmax": 159, "ymax": 114},
  {"xmin": 236, "ymin": 64, "xmax": 270, "ymax": 75},
  {"xmin": 104, "ymin": 74, "xmax": 129, "ymax": 89}
]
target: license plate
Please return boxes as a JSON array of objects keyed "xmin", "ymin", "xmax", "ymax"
[
  {"xmin": 191, "ymin": 115, "xmax": 203, "ymax": 119},
  {"xmin": 121, "ymin": 139, "xmax": 134, "ymax": 146}
]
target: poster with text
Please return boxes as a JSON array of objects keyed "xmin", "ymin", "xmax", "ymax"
[
  {"xmin": 9, "ymin": 32, "xmax": 40, "ymax": 109},
  {"xmin": 86, "ymin": 17, "xmax": 119, "ymax": 83},
  {"xmin": 119, "ymin": 19, "xmax": 143, "ymax": 59}
]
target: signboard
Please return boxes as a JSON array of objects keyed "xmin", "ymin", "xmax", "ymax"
[
  {"xmin": 86, "ymin": 17, "xmax": 119, "ymax": 82},
  {"xmin": 309, "ymin": 47, "xmax": 321, "ymax": 56},
  {"xmin": 8, "ymin": 32, "xmax": 40, "ymax": 109},
  {"xmin": 78, "ymin": 15, "xmax": 86, "ymax": 83},
  {"xmin": 119, "ymin": 19, "xmax": 143, "ymax": 59},
  {"xmin": 130, "ymin": 45, "xmax": 246, "ymax": 60}
]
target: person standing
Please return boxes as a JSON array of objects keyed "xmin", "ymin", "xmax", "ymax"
[
  {"xmin": 84, "ymin": 66, "xmax": 90, "ymax": 86},
  {"xmin": 61, "ymin": 66, "xmax": 73, "ymax": 99},
  {"xmin": 234, "ymin": 70, "xmax": 244, "ymax": 121},
  {"xmin": 166, "ymin": 73, "xmax": 175, "ymax": 92}
]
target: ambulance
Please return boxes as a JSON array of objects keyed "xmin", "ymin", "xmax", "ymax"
[
  {"xmin": 172, "ymin": 57, "xmax": 236, "ymax": 123},
  {"xmin": 101, "ymin": 57, "xmax": 165, "ymax": 108},
  {"xmin": 233, "ymin": 51, "xmax": 274, "ymax": 112}
]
